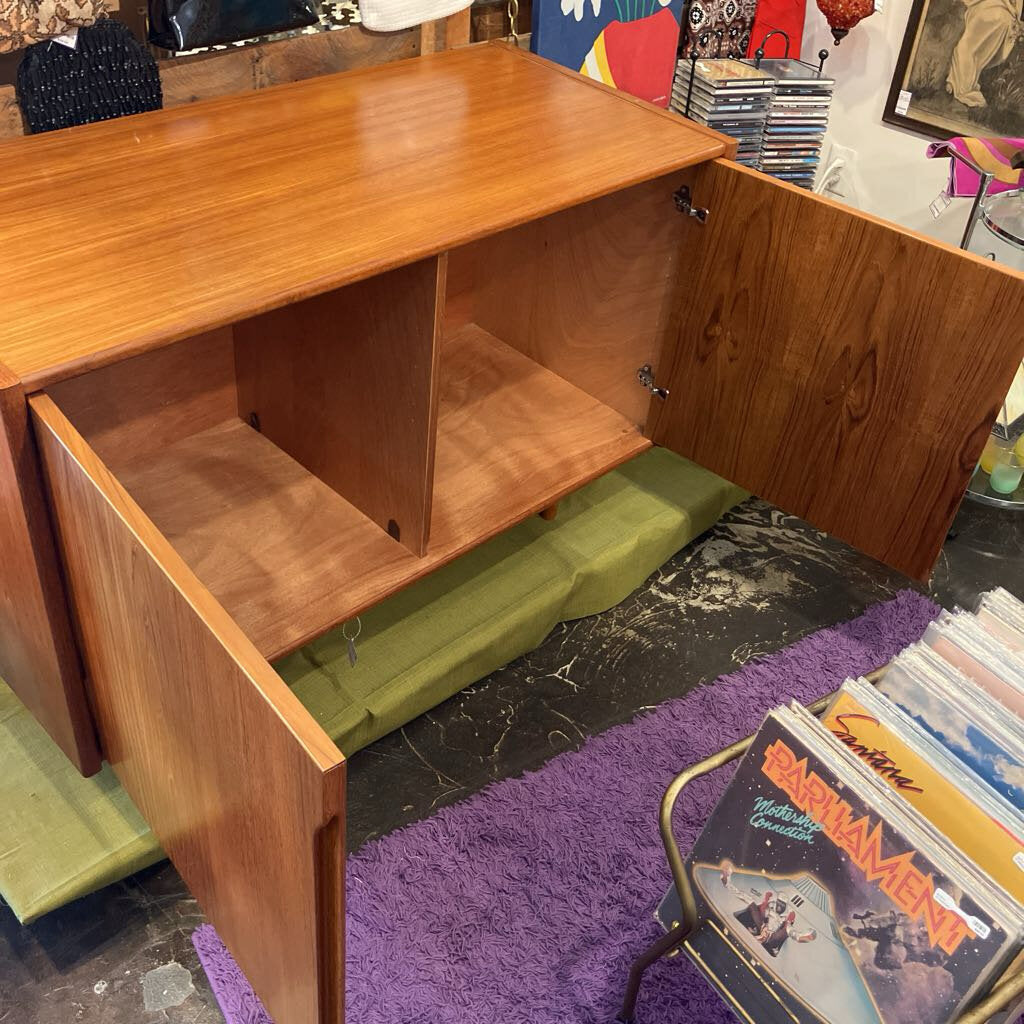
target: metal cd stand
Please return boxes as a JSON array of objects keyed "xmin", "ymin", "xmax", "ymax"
[
  {"xmin": 677, "ymin": 29, "xmax": 830, "ymax": 120},
  {"xmin": 618, "ymin": 667, "xmax": 1024, "ymax": 1024}
]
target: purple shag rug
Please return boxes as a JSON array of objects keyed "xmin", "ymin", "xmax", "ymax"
[{"xmin": 193, "ymin": 590, "xmax": 939, "ymax": 1024}]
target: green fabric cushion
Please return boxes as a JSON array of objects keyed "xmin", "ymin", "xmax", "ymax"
[{"xmin": 0, "ymin": 450, "xmax": 745, "ymax": 922}]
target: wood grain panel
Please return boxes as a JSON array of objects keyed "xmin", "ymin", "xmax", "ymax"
[
  {"xmin": 420, "ymin": 18, "xmax": 445, "ymax": 53},
  {"xmin": 444, "ymin": 8, "xmax": 473, "ymax": 46},
  {"xmin": 160, "ymin": 48, "xmax": 258, "ymax": 108},
  {"xmin": 104, "ymin": 324, "xmax": 648, "ymax": 659},
  {"xmin": 0, "ymin": 371, "xmax": 99, "ymax": 774},
  {"xmin": 160, "ymin": 25, "xmax": 420, "ymax": 109},
  {"xmin": 0, "ymin": 85, "xmax": 23, "ymax": 141},
  {"xmin": 508, "ymin": 45, "xmax": 739, "ymax": 160},
  {"xmin": 429, "ymin": 323, "xmax": 650, "ymax": 545},
  {"xmin": 0, "ymin": 43, "xmax": 724, "ymax": 387},
  {"xmin": 462, "ymin": 173, "xmax": 685, "ymax": 425},
  {"xmin": 251, "ymin": 25, "xmax": 419, "ymax": 89},
  {"xmin": 4, "ymin": 28, "xmax": 425, "ymax": 133},
  {"xmin": 30, "ymin": 393, "xmax": 345, "ymax": 1024},
  {"xmin": 46, "ymin": 329, "xmax": 237, "ymax": 468},
  {"xmin": 651, "ymin": 159, "xmax": 1024, "ymax": 581},
  {"xmin": 421, "ymin": 9, "xmax": 472, "ymax": 52},
  {"xmin": 234, "ymin": 258, "xmax": 443, "ymax": 556}
]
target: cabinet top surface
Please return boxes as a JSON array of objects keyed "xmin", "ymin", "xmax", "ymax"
[{"xmin": 0, "ymin": 42, "xmax": 724, "ymax": 387}]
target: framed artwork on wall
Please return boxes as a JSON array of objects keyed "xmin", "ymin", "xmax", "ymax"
[{"xmin": 883, "ymin": 0, "xmax": 1024, "ymax": 139}]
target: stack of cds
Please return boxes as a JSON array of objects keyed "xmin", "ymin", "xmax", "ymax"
[
  {"xmin": 757, "ymin": 58, "xmax": 835, "ymax": 189},
  {"xmin": 670, "ymin": 58, "xmax": 774, "ymax": 168},
  {"xmin": 658, "ymin": 586, "xmax": 1024, "ymax": 1024},
  {"xmin": 671, "ymin": 56, "xmax": 836, "ymax": 188}
]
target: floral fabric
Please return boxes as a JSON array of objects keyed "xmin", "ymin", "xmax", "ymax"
[{"xmin": 0, "ymin": 0, "xmax": 107, "ymax": 53}]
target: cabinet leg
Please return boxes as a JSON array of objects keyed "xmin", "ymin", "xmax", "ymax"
[
  {"xmin": 539, "ymin": 503, "xmax": 559, "ymax": 521},
  {"xmin": 618, "ymin": 921, "xmax": 691, "ymax": 1023}
]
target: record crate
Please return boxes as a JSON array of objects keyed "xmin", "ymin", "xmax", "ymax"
[{"xmin": 619, "ymin": 669, "xmax": 1024, "ymax": 1024}]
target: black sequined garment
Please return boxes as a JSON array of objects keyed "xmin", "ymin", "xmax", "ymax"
[{"xmin": 16, "ymin": 19, "xmax": 162, "ymax": 134}]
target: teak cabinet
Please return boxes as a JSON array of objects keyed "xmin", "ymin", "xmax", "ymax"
[{"xmin": 0, "ymin": 41, "xmax": 1022, "ymax": 1024}]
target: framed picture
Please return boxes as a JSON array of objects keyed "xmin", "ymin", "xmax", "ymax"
[{"xmin": 883, "ymin": 0, "xmax": 1024, "ymax": 139}]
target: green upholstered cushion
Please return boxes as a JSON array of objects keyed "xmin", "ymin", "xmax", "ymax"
[{"xmin": 0, "ymin": 450, "xmax": 745, "ymax": 922}]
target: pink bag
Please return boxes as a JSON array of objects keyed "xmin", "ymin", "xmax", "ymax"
[{"xmin": 926, "ymin": 135, "xmax": 1024, "ymax": 197}]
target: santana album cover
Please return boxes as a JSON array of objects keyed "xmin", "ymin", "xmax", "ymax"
[
  {"xmin": 820, "ymin": 678, "xmax": 1024, "ymax": 905},
  {"xmin": 683, "ymin": 712, "xmax": 1015, "ymax": 1024}
]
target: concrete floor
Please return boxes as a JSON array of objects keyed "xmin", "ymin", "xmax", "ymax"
[{"xmin": 0, "ymin": 495, "xmax": 1021, "ymax": 1023}]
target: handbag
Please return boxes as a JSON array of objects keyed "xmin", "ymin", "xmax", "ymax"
[
  {"xmin": 926, "ymin": 136, "xmax": 1024, "ymax": 198},
  {"xmin": 148, "ymin": 0, "xmax": 320, "ymax": 51},
  {"xmin": 0, "ymin": 0, "xmax": 107, "ymax": 54}
]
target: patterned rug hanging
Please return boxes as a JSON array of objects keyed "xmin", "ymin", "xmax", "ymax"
[
  {"xmin": 0, "ymin": 0, "xmax": 106, "ymax": 54},
  {"xmin": 681, "ymin": 0, "xmax": 759, "ymax": 58}
]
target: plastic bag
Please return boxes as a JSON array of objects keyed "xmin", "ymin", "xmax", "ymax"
[{"xmin": 148, "ymin": 0, "xmax": 319, "ymax": 51}]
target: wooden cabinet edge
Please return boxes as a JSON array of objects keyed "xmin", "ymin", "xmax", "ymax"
[
  {"xmin": 31, "ymin": 389, "xmax": 347, "ymax": 1023},
  {"xmin": 28, "ymin": 392, "xmax": 344, "ymax": 772},
  {"xmin": 0, "ymin": 379, "xmax": 100, "ymax": 774},
  {"xmin": 705, "ymin": 157, "xmax": 1024, "ymax": 279},
  {"xmin": 499, "ymin": 42, "xmax": 738, "ymax": 160},
  {"xmin": 315, "ymin": 789, "xmax": 347, "ymax": 1024}
]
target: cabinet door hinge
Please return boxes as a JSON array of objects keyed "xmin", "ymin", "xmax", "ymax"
[
  {"xmin": 673, "ymin": 185, "xmax": 709, "ymax": 224},
  {"xmin": 637, "ymin": 364, "xmax": 669, "ymax": 399}
]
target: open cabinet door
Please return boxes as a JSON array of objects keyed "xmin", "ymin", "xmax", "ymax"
[
  {"xmin": 650, "ymin": 159, "xmax": 1024, "ymax": 581},
  {"xmin": 30, "ymin": 394, "xmax": 345, "ymax": 1024}
]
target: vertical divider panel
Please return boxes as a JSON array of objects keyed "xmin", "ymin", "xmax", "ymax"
[
  {"xmin": 30, "ymin": 393, "xmax": 346, "ymax": 1024},
  {"xmin": 234, "ymin": 255, "xmax": 446, "ymax": 557}
]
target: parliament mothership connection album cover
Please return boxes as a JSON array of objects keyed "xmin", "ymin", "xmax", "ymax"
[{"xmin": 679, "ymin": 710, "xmax": 1023, "ymax": 1024}]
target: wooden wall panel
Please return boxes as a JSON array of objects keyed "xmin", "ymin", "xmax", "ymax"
[
  {"xmin": 160, "ymin": 25, "xmax": 420, "ymax": 108},
  {"xmin": 462, "ymin": 173, "xmax": 685, "ymax": 426},
  {"xmin": 234, "ymin": 257, "xmax": 444, "ymax": 556},
  {"xmin": 0, "ymin": 85, "xmax": 23, "ymax": 141},
  {"xmin": 0, "ymin": 368, "xmax": 98, "ymax": 774},
  {"xmin": 0, "ymin": 25, "xmax": 422, "ymax": 134},
  {"xmin": 31, "ymin": 393, "xmax": 345, "ymax": 1024},
  {"xmin": 421, "ymin": 9, "xmax": 472, "ymax": 52},
  {"xmin": 160, "ymin": 47, "xmax": 258, "ymax": 108},
  {"xmin": 651, "ymin": 159, "xmax": 1024, "ymax": 581},
  {"xmin": 253, "ymin": 24, "xmax": 419, "ymax": 89}
]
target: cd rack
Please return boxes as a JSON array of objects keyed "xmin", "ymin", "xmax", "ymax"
[
  {"xmin": 674, "ymin": 30, "xmax": 831, "ymax": 121},
  {"xmin": 673, "ymin": 31, "xmax": 834, "ymax": 188},
  {"xmin": 617, "ymin": 667, "xmax": 1024, "ymax": 1024}
]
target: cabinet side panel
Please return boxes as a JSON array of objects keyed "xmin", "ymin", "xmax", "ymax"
[
  {"xmin": 31, "ymin": 393, "xmax": 345, "ymax": 1024},
  {"xmin": 234, "ymin": 257, "xmax": 444, "ymax": 557},
  {"xmin": 652, "ymin": 158, "xmax": 1024, "ymax": 582},
  {"xmin": 0, "ymin": 375, "xmax": 99, "ymax": 774},
  {"xmin": 463, "ymin": 174, "xmax": 685, "ymax": 427},
  {"xmin": 45, "ymin": 328, "xmax": 238, "ymax": 470}
]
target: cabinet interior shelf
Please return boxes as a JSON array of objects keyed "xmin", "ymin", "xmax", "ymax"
[{"xmin": 110, "ymin": 323, "xmax": 649, "ymax": 660}]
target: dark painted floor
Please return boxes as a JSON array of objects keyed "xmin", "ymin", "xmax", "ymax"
[{"xmin": 1, "ymin": 496, "xmax": 1021, "ymax": 1023}]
